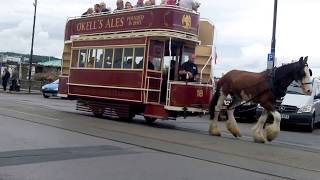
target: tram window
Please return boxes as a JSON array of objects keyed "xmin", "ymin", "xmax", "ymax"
[
  {"xmin": 87, "ymin": 49, "xmax": 96, "ymax": 68},
  {"xmin": 183, "ymin": 48, "xmax": 194, "ymax": 63},
  {"xmin": 113, "ymin": 48, "xmax": 123, "ymax": 69},
  {"xmin": 133, "ymin": 48, "xmax": 144, "ymax": 69},
  {"xmin": 103, "ymin": 49, "xmax": 113, "ymax": 69},
  {"xmin": 123, "ymin": 48, "xmax": 133, "ymax": 69},
  {"xmin": 71, "ymin": 50, "xmax": 79, "ymax": 68},
  {"xmin": 79, "ymin": 49, "xmax": 87, "ymax": 68},
  {"xmin": 95, "ymin": 49, "xmax": 104, "ymax": 68},
  {"xmin": 149, "ymin": 57, "xmax": 161, "ymax": 71}
]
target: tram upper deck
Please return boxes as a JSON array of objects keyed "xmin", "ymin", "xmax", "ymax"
[{"xmin": 64, "ymin": 6, "xmax": 200, "ymax": 42}]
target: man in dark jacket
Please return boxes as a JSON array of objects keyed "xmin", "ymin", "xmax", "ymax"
[
  {"xmin": 2, "ymin": 68, "xmax": 10, "ymax": 91},
  {"xmin": 178, "ymin": 54, "xmax": 199, "ymax": 82}
]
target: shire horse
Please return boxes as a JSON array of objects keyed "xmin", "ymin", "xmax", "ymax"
[{"xmin": 209, "ymin": 57, "xmax": 313, "ymax": 143}]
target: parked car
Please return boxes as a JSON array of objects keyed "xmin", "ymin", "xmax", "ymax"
[
  {"xmin": 221, "ymin": 96, "xmax": 258, "ymax": 122},
  {"xmin": 234, "ymin": 102, "xmax": 258, "ymax": 122},
  {"xmin": 257, "ymin": 79, "xmax": 320, "ymax": 132},
  {"xmin": 41, "ymin": 80, "xmax": 59, "ymax": 98}
]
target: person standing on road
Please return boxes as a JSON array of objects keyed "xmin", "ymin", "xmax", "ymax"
[{"xmin": 2, "ymin": 68, "xmax": 10, "ymax": 92}]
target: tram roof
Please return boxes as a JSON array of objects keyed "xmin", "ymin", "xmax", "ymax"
[{"xmin": 65, "ymin": 6, "xmax": 200, "ymax": 42}]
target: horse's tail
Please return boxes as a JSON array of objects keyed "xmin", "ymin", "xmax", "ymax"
[{"xmin": 209, "ymin": 83, "xmax": 221, "ymax": 120}]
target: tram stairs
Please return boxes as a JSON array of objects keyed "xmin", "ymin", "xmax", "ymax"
[{"xmin": 195, "ymin": 20, "xmax": 215, "ymax": 84}]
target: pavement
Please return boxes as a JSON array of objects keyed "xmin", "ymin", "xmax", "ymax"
[{"xmin": 0, "ymin": 89, "xmax": 41, "ymax": 95}]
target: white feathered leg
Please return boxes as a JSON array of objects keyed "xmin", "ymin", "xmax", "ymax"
[
  {"xmin": 209, "ymin": 94, "xmax": 226, "ymax": 136},
  {"xmin": 252, "ymin": 110, "xmax": 268, "ymax": 143},
  {"xmin": 265, "ymin": 111, "xmax": 281, "ymax": 142},
  {"xmin": 226, "ymin": 109, "xmax": 241, "ymax": 138}
]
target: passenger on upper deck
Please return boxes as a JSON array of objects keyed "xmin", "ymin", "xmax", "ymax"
[
  {"xmin": 94, "ymin": 4, "xmax": 102, "ymax": 14},
  {"xmin": 82, "ymin": 8, "xmax": 94, "ymax": 17},
  {"xmin": 125, "ymin": 1, "xmax": 134, "ymax": 9},
  {"xmin": 115, "ymin": 0, "xmax": 124, "ymax": 11},
  {"xmin": 178, "ymin": 0, "xmax": 200, "ymax": 12},
  {"xmin": 165, "ymin": 0, "xmax": 177, "ymax": 5},
  {"xmin": 144, "ymin": 0, "xmax": 152, "ymax": 6},
  {"xmin": 100, "ymin": 2, "xmax": 110, "ymax": 13},
  {"xmin": 178, "ymin": 54, "xmax": 199, "ymax": 82},
  {"xmin": 135, "ymin": 0, "xmax": 144, "ymax": 7}
]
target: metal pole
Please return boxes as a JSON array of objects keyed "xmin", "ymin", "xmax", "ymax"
[
  {"xmin": 270, "ymin": 0, "xmax": 278, "ymax": 68},
  {"xmin": 28, "ymin": 0, "xmax": 37, "ymax": 93}
]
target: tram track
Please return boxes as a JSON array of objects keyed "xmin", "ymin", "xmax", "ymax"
[
  {"xmin": 4, "ymin": 96, "xmax": 320, "ymax": 154},
  {"xmin": 0, "ymin": 112, "xmax": 296, "ymax": 180},
  {"xmin": 0, "ymin": 102, "xmax": 319, "ymax": 179}
]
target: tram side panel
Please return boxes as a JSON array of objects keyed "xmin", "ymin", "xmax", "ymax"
[{"xmin": 68, "ymin": 69, "xmax": 144, "ymax": 103}]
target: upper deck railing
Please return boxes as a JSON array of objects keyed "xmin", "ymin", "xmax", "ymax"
[{"xmin": 64, "ymin": 5, "xmax": 200, "ymax": 41}]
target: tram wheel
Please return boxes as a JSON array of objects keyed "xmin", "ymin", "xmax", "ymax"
[
  {"xmin": 92, "ymin": 108, "xmax": 104, "ymax": 118},
  {"xmin": 145, "ymin": 117, "xmax": 157, "ymax": 124},
  {"xmin": 93, "ymin": 111, "xmax": 103, "ymax": 118}
]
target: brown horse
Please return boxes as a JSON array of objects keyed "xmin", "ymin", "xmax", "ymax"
[{"xmin": 209, "ymin": 57, "xmax": 313, "ymax": 143}]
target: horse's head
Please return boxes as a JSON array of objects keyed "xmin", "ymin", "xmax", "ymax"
[{"xmin": 295, "ymin": 56, "xmax": 313, "ymax": 95}]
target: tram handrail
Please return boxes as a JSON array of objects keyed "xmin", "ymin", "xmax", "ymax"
[{"xmin": 200, "ymin": 54, "xmax": 212, "ymax": 84}]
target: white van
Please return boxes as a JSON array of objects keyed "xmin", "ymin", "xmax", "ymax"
[{"xmin": 278, "ymin": 78, "xmax": 320, "ymax": 131}]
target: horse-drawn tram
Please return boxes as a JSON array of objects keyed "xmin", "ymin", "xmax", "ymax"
[{"xmin": 58, "ymin": 6, "xmax": 215, "ymax": 123}]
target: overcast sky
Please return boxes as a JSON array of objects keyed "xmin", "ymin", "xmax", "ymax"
[{"xmin": 0, "ymin": 0, "xmax": 319, "ymax": 76}]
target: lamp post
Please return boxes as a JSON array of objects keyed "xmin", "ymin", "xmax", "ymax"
[
  {"xmin": 268, "ymin": 0, "xmax": 278, "ymax": 69},
  {"xmin": 28, "ymin": 0, "xmax": 37, "ymax": 93}
]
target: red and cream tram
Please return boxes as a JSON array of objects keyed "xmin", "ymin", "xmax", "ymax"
[{"xmin": 59, "ymin": 6, "xmax": 215, "ymax": 123}]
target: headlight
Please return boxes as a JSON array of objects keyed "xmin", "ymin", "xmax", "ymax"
[
  {"xmin": 54, "ymin": 87, "xmax": 58, "ymax": 91},
  {"xmin": 297, "ymin": 105, "xmax": 312, "ymax": 113}
]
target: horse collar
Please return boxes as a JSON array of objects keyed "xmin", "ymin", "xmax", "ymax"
[{"xmin": 270, "ymin": 67, "xmax": 287, "ymax": 99}]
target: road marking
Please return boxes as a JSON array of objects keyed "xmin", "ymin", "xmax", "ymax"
[{"xmin": 0, "ymin": 107, "xmax": 63, "ymax": 122}]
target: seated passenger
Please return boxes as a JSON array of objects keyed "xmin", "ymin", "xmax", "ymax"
[
  {"xmin": 94, "ymin": 4, "xmax": 101, "ymax": 14},
  {"xmin": 100, "ymin": 2, "xmax": 110, "ymax": 13},
  {"xmin": 115, "ymin": 0, "xmax": 124, "ymax": 11},
  {"xmin": 123, "ymin": 59, "xmax": 133, "ymax": 69},
  {"xmin": 87, "ymin": 57, "xmax": 95, "ymax": 68},
  {"xmin": 150, "ymin": 0, "xmax": 156, "ymax": 5},
  {"xmin": 178, "ymin": 0, "xmax": 200, "ymax": 11},
  {"xmin": 148, "ymin": 60, "xmax": 155, "ymax": 70},
  {"xmin": 178, "ymin": 54, "xmax": 199, "ymax": 82},
  {"xmin": 82, "ymin": 8, "xmax": 94, "ymax": 17},
  {"xmin": 135, "ymin": 0, "xmax": 144, "ymax": 7},
  {"xmin": 125, "ymin": 1, "xmax": 133, "ymax": 9}
]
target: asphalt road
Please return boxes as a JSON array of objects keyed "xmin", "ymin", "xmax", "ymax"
[{"xmin": 0, "ymin": 93, "xmax": 319, "ymax": 180}]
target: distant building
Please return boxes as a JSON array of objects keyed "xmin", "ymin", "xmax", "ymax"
[
  {"xmin": 0, "ymin": 55, "xmax": 22, "ymax": 63},
  {"xmin": 38, "ymin": 59, "xmax": 61, "ymax": 67}
]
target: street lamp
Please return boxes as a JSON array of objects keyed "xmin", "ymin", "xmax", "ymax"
[
  {"xmin": 28, "ymin": 0, "xmax": 38, "ymax": 93},
  {"xmin": 268, "ymin": 0, "xmax": 278, "ymax": 69}
]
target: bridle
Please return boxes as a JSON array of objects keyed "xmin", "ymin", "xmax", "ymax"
[{"xmin": 301, "ymin": 63, "xmax": 313, "ymax": 85}]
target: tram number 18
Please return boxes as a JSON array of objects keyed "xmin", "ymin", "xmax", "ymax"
[{"xmin": 197, "ymin": 89, "xmax": 204, "ymax": 98}]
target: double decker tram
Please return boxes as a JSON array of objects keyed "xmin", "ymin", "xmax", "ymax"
[{"xmin": 59, "ymin": 6, "xmax": 215, "ymax": 123}]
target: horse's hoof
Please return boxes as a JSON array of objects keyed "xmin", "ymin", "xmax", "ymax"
[
  {"xmin": 253, "ymin": 130, "xmax": 266, "ymax": 143},
  {"xmin": 209, "ymin": 131, "xmax": 221, "ymax": 136},
  {"xmin": 227, "ymin": 124, "xmax": 241, "ymax": 138},
  {"xmin": 231, "ymin": 129, "xmax": 242, "ymax": 138},
  {"xmin": 254, "ymin": 138, "xmax": 266, "ymax": 143},
  {"xmin": 266, "ymin": 125, "xmax": 280, "ymax": 142},
  {"xmin": 209, "ymin": 129, "xmax": 221, "ymax": 136}
]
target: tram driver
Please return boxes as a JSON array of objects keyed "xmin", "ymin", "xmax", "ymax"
[{"xmin": 178, "ymin": 54, "xmax": 199, "ymax": 82}]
